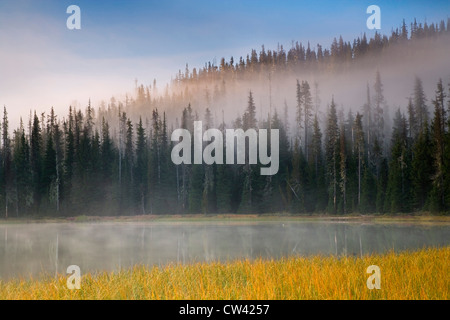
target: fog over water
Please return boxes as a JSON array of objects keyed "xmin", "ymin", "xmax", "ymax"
[{"xmin": 0, "ymin": 221, "xmax": 448, "ymax": 279}]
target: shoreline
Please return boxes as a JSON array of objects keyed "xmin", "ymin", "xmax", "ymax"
[
  {"xmin": 1, "ymin": 246, "xmax": 448, "ymax": 300},
  {"xmin": 0, "ymin": 212, "xmax": 449, "ymax": 225}
]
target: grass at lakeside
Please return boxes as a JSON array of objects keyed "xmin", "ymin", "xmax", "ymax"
[
  {"xmin": 0, "ymin": 246, "xmax": 448, "ymax": 300},
  {"xmin": 0, "ymin": 212, "xmax": 449, "ymax": 225}
]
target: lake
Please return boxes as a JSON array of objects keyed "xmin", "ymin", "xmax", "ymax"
[{"xmin": 0, "ymin": 220, "xmax": 449, "ymax": 279}]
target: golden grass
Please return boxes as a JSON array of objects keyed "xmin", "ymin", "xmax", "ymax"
[{"xmin": 0, "ymin": 246, "xmax": 448, "ymax": 300}]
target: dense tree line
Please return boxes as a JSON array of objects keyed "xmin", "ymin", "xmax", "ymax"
[
  {"xmin": 1, "ymin": 18, "xmax": 449, "ymax": 217},
  {"xmin": 170, "ymin": 18, "xmax": 450, "ymax": 84},
  {"xmin": 0, "ymin": 74, "xmax": 449, "ymax": 217}
]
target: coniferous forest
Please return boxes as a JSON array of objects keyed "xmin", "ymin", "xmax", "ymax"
[{"xmin": 1, "ymin": 18, "xmax": 450, "ymax": 217}]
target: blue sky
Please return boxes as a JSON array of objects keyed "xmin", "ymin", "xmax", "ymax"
[{"xmin": 0, "ymin": 0, "xmax": 449, "ymax": 123}]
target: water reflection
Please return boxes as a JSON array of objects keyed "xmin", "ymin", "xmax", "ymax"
[{"xmin": 0, "ymin": 221, "xmax": 448, "ymax": 279}]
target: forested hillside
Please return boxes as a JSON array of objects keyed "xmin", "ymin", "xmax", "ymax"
[{"xmin": 1, "ymin": 18, "xmax": 449, "ymax": 217}]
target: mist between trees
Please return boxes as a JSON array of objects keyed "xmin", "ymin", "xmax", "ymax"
[{"xmin": 0, "ymin": 18, "xmax": 449, "ymax": 217}]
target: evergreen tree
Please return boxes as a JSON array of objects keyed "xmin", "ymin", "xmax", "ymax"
[
  {"xmin": 149, "ymin": 109, "xmax": 162, "ymax": 212},
  {"xmin": 445, "ymin": 81, "xmax": 450, "ymax": 210},
  {"xmin": 159, "ymin": 112, "xmax": 175, "ymax": 212},
  {"xmin": 180, "ymin": 104, "xmax": 194, "ymax": 212},
  {"xmin": 310, "ymin": 114, "xmax": 326, "ymax": 211},
  {"xmin": 125, "ymin": 118, "xmax": 134, "ymax": 209},
  {"xmin": 189, "ymin": 164, "xmax": 204, "ymax": 213},
  {"xmin": 429, "ymin": 80, "xmax": 446, "ymax": 211},
  {"xmin": 361, "ymin": 166, "xmax": 376, "ymax": 213},
  {"xmin": 376, "ymin": 157, "xmax": 388, "ymax": 213},
  {"xmin": 373, "ymin": 71, "xmax": 386, "ymax": 152},
  {"xmin": 338, "ymin": 124, "xmax": 347, "ymax": 214},
  {"xmin": 101, "ymin": 118, "xmax": 114, "ymax": 180},
  {"xmin": 243, "ymin": 91, "xmax": 257, "ymax": 130},
  {"xmin": 13, "ymin": 123, "xmax": 32, "ymax": 216},
  {"xmin": 239, "ymin": 91, "xmax": 258, "ymax": 212},
  {"xmin": 289, "ymin": 138, "xmax": 307, "ymax": 213},
  {"xmin": 259, "ymin": 109, "xmax": 290, "ymax": 212},
  {"xmin": 64, "ymin": 108, "xmax": 75, "ymax": 213},
  {"xmin": 301, "ymin": 81, "xmax": 313, "ymax": 160},
  {"xmin": 30, "ymin": 113, "xmax": 43, "ymax": 213},
  {"xmin": 43, "ymin": 129, "xmax": 56, "ymax": 212},
  {"xmin": 90, "ymin": 129, "xmax": 102, "ymax": 207},
  {"xmin": 363, "ymin": 84, "xmax": 373, "ymax": 161},
  {"xmin": 1, "ymin": 107, "xmax": 13, "ymax": 218},
  {"xmin": 135, "ymin": 117, "xmax": 148, "ymax": 214},
  {"xmin": 52, "ymin": 116, "xmax": 63, "ymax": 214},
  {"xmin": 411, "ymin": 122, "xmax": 432, "ymax": 210},
  {"xmin": 325, "ymin": 98, "xmax": 339, "ymax": 214},
  {"xmin": 353, "ymin": 113, "xmax": 365, "ymax": 209},
  {"xmin": 296, "ymin": 80, "xmax": 304, "ymax": 140},
  {"xmin": 385, "ymin": 109, "xmax": 411, "ymax": 213},
  {"xmin": 413, "ymin": 77, "xmax": 428, "ymax": 133},
  {"xmin": 275, "ymin": 108, "xmax": 292, "ymax": 211},
  {"xmin": 202, "ymin": 108, "xmax": 216, "ymax": 213},
  {"xmin": 407, "ymin": 98, "xmax": 418, "ymax": 140},
  {"xmin": 215, "ymin": 116, "xmax": 233, "ymax": 213}
]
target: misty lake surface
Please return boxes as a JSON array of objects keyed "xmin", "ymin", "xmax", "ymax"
[{"xmin": 0, "ymin": 220, "xmax": 449, "ymax": 279}]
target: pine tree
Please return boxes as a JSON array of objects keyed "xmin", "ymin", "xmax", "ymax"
[
  {"xmin": 411, "ymin": 122, "xmax": 432, "ymax": 210},
  {"xmin": 338, "ymin": 125, "xmax": 347, "ymax": 214},
  {"xmin": 159, "ymin": 112, "xmax": 175, "ymax": 212},
  {"xmin": 239, "ymin": 91, "xmax": 258, "ymax": 213},
  {"xmin": 373, "ymin": 71, "xmax": 386, "ymax": 152},
  {"xmin": 429, "ymin": 80, "xmax": 446, "ymax": 211},
  {"xmin": 215, "ymin": 163, "xmax": 233, "ymax": 213},
  {"xmin": 259, "ymin": 109, "xmax": 289, "ymax": 212},
  {"xmin": 85, "ymin": 99, "xmax": 94, "ymax": 137},
  {"xmin": 13, "ymin": 123, "xmax": 32, "ymax": 216},
  {"xmin": 363, "ymin": 84, "xmax": 373, "ymax": 161},
  {"xmin": 135, "ymin": 117, "xmax": 148, "ymax": 214},
  {"xmin": 385, "ymin": 109, "xmax": 411, "ymax": 213},
  {"xmin": 43, "ymin": 128, "xmax": 56, "ymax": 212},
  {"xmin": 310, "ymin": 114, "xmax": 326, "ymax": 211},
  {"xmin": 30, "ymin": 112, "xmax": 43, "ymax": 213},
  {"xmin": 189, "ymin": 164, "xmax": 203, "ymax": 213},
  {"xmin": 243, "ymin": 91, "xmax": 257, "ymax": 130},
  {"xmin": 353, "ymin": 112, "xmax": 365, "ymax": 208},
  {"xmin": 180, "ymin": 104, "xmax": 194, "ymax": 212},
  {"xmin": 413, "ymin": 77, "xmax": 428, "ymax": 133},
  {"xmin": 401, "ymin": 19, "xmax": 408, "ymax": 41},
  {"xmin": 376, "ymin": 157, "xmax": 388, "ymax": 213},
  {"xmin": 445, "ymin": 81, "xmax": 450, "ymax": 210},
  {"xmin": 64, "ymin": 108, "xmax": 75, "ymax": 213},
  {"xmin": 407, "ymin": 98, "xmax": 418, "ymax": 140},
  {"xmin": 276, "ymin": 108, "xmax": 292, "ymax": 211},
  {"xmin": 361, "ymin": 166, "xmax": 376, "ymax": 213},
  {"xmin": 310, "ymin": 115, "xmax": 322, "ymax": 179},
  {"xmin": 101, "ymin": 118, "xmax": 114, "ymax": 180},
  {"xmin": 149, "ymin": 109, "xmax": 162, "ymax": 213},
  {"xmin": 216, "ymin": 116, "xmax": 233, "ymax": 213},
  {"xmin": 202, "ymin": 108, "xmax": 215, "ymax": 213},
  {"xmin": 296, "ymin": 80, "xmax": 304, "ymax": 140},
  {"xmin": 90, "ymin": 129, "xmax": 102, "ymax": 209},
  {"xmin": 1, "ymin": 107, "xmax": 13, "ymax": 218},
  {"xmin": 289, "ymin": 138, "xmax": 307, "ymax": 213},
  {"xmin": 301, "ymin": 81, "xmax": 313, "ymax": 160},
  {"xmin": 52, "ymin": 116, "xmax": 63, "ymax": 214},
  {"xmin": 325, "ymin": 98, "xmax": 339, "ymax": 214},
  {"xmin": 123, "ymin": 117, "xmax": 134, "ymax": 212},
  {"xmin": 99, "ymin": 118, "xmax": 117, "ymax": 214}
]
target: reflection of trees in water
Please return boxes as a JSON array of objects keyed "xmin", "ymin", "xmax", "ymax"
[
  {"xmin": 0, "ymin": 223, "xmax": 448, "ymax": 279},
  {"xmin": 47, "ymin": 233, "xmax": 58, "ymax": 277}
]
